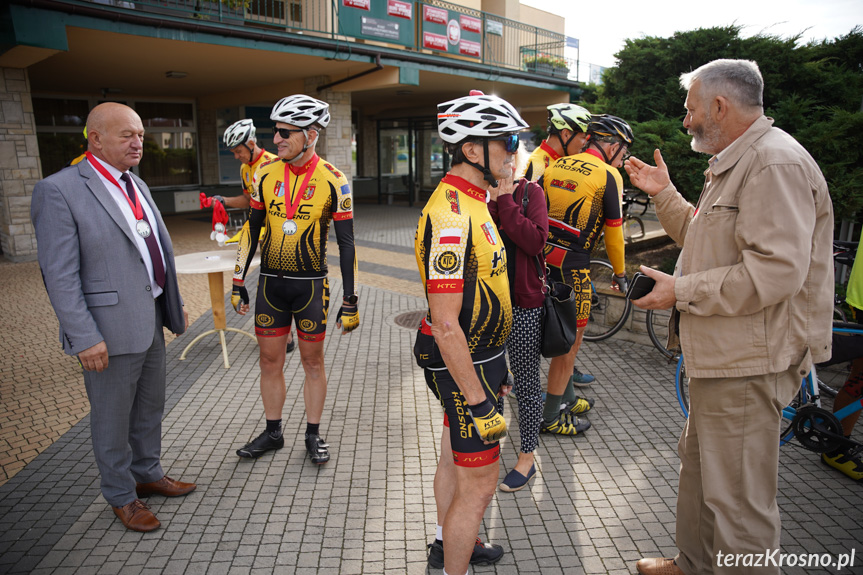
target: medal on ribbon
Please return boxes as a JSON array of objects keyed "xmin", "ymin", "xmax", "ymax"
[{"xmin": 281, "ymin": 155, "xmax": 319, "ymax": 238}]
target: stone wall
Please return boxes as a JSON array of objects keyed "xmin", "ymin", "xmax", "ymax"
[
  {"xmin": 0, "ymin": 67, "xmax": 40, "ymax": 262},
  {"xmin": 197, "ymin": 107, "xmax": 219, "ymax": 186},
  {"xmin": 304, "ymin": 77, "xmax": 352, "ymax": 181}
]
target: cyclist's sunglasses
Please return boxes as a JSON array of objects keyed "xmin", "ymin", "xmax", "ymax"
[
  {"xmin": 489, "ymin": 134, "xmax": 519, "ymax": 153},
  {"xmin": 273, "ymin": 127, "xmax": 305, "ymax": 139}
]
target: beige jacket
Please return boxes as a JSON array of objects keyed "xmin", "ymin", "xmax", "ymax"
[{"xmin": 654, "ymin": 116, "xmax": 833, "ymax": 378}]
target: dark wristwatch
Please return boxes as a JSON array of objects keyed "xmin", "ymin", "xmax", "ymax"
[{"xmin": 344, "ymin": 294, "xmax": 358, "ymax": 305}]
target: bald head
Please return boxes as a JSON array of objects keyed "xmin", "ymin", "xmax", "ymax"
[{"xmin": 86, "ymin": 103, "xmax": 145, "ymax": 172}]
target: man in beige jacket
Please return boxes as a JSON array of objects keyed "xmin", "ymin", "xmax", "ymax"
[{"xmin": 625, "ymin": 59, "xmax": 834, "ymax": 575}]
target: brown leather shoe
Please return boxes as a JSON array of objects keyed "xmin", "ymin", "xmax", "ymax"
[
  {"xmin": 636, "ymin": 558, "xmax": 684, "ymax": 575},
  {"xmin": 136, "ymin": 476, "xmax": 197, "ymax": 498},
  {"xmin": 112, "ymin": 499, "xmax": 160, "ymax": 532}
]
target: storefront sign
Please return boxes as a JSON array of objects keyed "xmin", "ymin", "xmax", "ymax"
[
  {"xmin": 459, "ymin": 39, "xmax": 481, "ymax": 57},
  {"xmin": 423, "ymin": 31, "xmax": 448, "ymax": 51},
  {"xmin": 387, "ymin": 0, "xmax": 412, "ymax": 19},
  {"xmin": 423, "ymin": 5, "xmax": 448, "ymax": 25},
  {"xmin": 460, "ymin": 15, "xmax": 481, "ymax": 34},
  {"xmin": 343, "ymin": 0, "xmax": 369, "ymax": 10},
  {"xmin": 362, "ymin": 16, "xmax": 400, "ymax": 41}
]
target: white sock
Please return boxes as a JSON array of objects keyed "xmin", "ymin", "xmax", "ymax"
[
  {"xmin": 436, "ymin": 524, "xmax": 443, "ymax": 541},
  {"xmin": 442, "ymin": 569, "xmax": 469, "ymax": 575}
]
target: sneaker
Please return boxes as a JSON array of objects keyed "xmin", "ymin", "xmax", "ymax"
[
  {"xmin": 305, "ymin": 433, "xmax": 330, "ymax": 464},
  {"xmin": 541, "ymin": 412, "xmax": 591, "ymax": 436},
  {"xmin": 821, "ymin": 444, "xmax": 863, "ymax": 481},
  {"xmin": 426, "ymin": 538, "xmax": 504, "ymax": 569},
  {"xmin": 571, "ymin": 367, "xmax": 595, "ymax": 387},
  {"xmin": 561, "ymin": 396, "xmax": 595, "ymax": 416},
  {"xmin": 236, "ymin": 430, "xmax": 284, "ymax": 458}
]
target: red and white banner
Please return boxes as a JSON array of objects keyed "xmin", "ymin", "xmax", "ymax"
[
  {"xmin": 343, "ymin": 0, "xmax": 369, "ymax": 9},
  {"xmin": 423, "ymin": 31, "xmax": 448, "ymax": 51},
  {"xmin": 459, "ymin": 39, "xmax": 481, "ymax": 57},
  {"xmin": 460, "ymin": 15, "xmax": 481, "ymax": 34},
  {"xmin": 423, "ymin": 5, "xmax": 448, "ymax": 25},
  {"xmin": 387, "ymin": 0, "xmax": 412, "ymax": 19}
]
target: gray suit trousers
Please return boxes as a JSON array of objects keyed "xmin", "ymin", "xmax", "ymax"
[{"xmin": 83, "ymin": 300, "xmax": 166, "ymax": 507}]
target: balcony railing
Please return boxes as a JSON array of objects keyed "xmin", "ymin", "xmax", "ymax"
[{"xmin": 85, "ymin": 0, "xmax": 576, "ymax": 80}]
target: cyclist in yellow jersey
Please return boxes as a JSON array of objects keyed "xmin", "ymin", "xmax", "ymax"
[
  {"xmin": 540, "ymin": 114, "xmax": 634, "ymax": 435},
  {"xmin": 211, "ymin": 119, "xmax": 278, "ymax": 210},
  {"xmin": 231, "ymin": 95, "xmax": 358, "ymax": 465},
  {"xmin": 522, "ymin": 103, "xmax": 591, "ymax": 182},
  {"xmin": 416, "ymin": 91, "xmax": 527, "ymax": 574},
  {"xmin": 523, "ymin": 103, "xmax": 598, "ymax": 389}
]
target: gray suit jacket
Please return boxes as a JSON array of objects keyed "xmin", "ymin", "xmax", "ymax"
[{"xmin": 31, "ymin": 160, "xmax": 186, "ymax": 357}]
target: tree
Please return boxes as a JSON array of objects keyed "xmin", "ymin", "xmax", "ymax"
[{"xmin": 598, "ymin": 26, "xmax": 863, "ymax": 220}]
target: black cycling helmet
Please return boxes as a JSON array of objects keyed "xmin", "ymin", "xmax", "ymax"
[
  {"xmin": 587, "ymin": 114, "xmax": 634, "ymax": 165},
  {"xmin": 587, "ymin": 114, "xmax": 634, "ymax": 146}
]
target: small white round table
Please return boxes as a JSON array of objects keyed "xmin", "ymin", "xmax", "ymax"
[{"xmin": 174, "ymin": 250, "xmax": 259, "ymax": 368}]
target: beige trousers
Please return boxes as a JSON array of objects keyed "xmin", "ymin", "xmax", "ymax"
[{"xmin": 674, "ymin": 366, "xmax": 801, "ymax": 575}]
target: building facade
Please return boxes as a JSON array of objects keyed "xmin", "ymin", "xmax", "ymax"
[{"xmin": 1, "ymin": 0, "xmax": 578, "ymax": 261}]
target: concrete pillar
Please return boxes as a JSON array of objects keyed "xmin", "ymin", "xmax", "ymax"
[
  {"xmin": 0, "ymin": 67, "xmax": 40, "ymax": 262},
  {"xmin": 197, "ymin": 107, "xmax": 219, "ymax": 186},
  {"xmin": 303, "ymin": 77, "xmax": 352, "ymax": 182}
]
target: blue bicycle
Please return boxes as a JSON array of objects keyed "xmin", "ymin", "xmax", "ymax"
[{"xmin": 675, "ymin": 323, "xmax": 863, "ymax": 453}]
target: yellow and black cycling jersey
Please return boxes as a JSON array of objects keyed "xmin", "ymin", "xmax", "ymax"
[
  {"xmin": 414, "ymin": 174, "xmax": 512, "ymax": 360},
  {"xmin": 521, "ymin": 141, "xmax": 560, "ymax": 183},
  {"xmin": 541, "ymin": 149, "xmax": 625, "ymax": 275},
  {"xmin": 241, "ymin": 148, "xmax": 277, "ymax": 198},
  {"xmin": 234, "ymin": 153, "xmax": 357, "ymax": 297}
]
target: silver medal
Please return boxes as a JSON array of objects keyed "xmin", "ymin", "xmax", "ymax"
[
  {"xmin": 136, "ymin": 219, "xmax": 152, "ymax": 238},
  {"xmin": 282, "ymin": 219, "xmax": 298, "ymax": 235}
]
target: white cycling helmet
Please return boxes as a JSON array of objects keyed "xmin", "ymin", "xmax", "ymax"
[
  {"xmin": 270, "ymin": 95, "xmax": 330, "ymax": 128},
  {"xmin": 437, "ymin": 91, "xmax": 528, "ymax": 144},
  {"xmin": 223, "ymin": 119, "xmax": 256, "ymax": 149}
]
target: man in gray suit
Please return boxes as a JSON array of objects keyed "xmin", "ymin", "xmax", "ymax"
[{"xmin": 31, "ymin": 102, "xmax": 196, "ymax": 532}]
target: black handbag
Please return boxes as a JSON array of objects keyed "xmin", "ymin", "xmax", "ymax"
[
  {"xmin": 517, "ymin": 182, "xmax": 579, "ymax": 358},
  {"xmin": 535, "ymin": 255, "xmax": 579, "ymax": 358}
]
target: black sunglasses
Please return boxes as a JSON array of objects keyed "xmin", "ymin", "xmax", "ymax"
[
  {"xmin": 489, "ymin": 133, "xmax": 519, "ymax": 153},
  {"xmin": 273, "ymin": 127, "xmax": 305, "ymax": 139}
]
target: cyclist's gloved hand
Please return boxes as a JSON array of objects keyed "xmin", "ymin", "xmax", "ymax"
[
  {"xmin": 335, "ymin": 296, "xmax": 359, "ymax": 332},
  {"xmin": 210, "ymin": 195, "xmax": 225, "ymax": 207},
  {"xmin": 231, "ymin": 282, "xmax": 249, "ymax": 312},
  {"xmin": 612, "ymin": 273, "xmax": 628, "ymax": 295},
  {"xmin": 468, "ymin": 398, "xmax": 507, "ymax": 442}
]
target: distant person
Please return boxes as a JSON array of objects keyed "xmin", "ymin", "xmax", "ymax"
[
  {"xmin": 231, "ymin": 95, "xmax": 359, "ymax": 464},
  {"xmin": 539, "ymin": 114, "xmax": 633, "ymax": 436},
  {"xmin": 626, "ymin": 59, "xmax": 833, "ymax": 575},
  {"xmin": 31, "ymin": 102, "xmax": 196, "ymax": 533},
  {"xmin": 522, "ymin": 103, "xmax": 596, "ymax": 388},
  {"xmin": 416, "ymin": 91, "xmax": 527, "ymax": 573}
]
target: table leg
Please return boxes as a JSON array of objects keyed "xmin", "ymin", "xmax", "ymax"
[{"xmin": 208, "ymin": 272, "xmax": 227, "ymax": 330}]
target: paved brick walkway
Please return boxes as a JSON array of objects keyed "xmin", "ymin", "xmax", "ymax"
[{"xmin": 1, "ymin": 202, "xmax": 861, "ymax": 574}]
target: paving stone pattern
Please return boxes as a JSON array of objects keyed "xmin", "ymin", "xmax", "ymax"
[{"xmin": 0, "ymin": 204, "xmax": 861, "ymax": 574}]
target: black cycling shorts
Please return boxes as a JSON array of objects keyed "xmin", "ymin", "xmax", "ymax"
[
  {"xmin": 545, "ymin": 245, "xmax": 591, "ymax": 328},
  {"xmin": 424, "ymin": 352, "xmax": 507, "ymax": 467},
  {"xmin": 254, "ymin": 276, "xmax": 329, "ymax": 342}
]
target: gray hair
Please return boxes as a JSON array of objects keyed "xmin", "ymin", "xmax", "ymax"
[{"xmin": 680, "ymin": 59, "xmax": 764, "ymax": 111}]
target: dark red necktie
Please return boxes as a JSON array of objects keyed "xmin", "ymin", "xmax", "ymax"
[{"xmin": 120, "ymin": 173, "xmax": 166, "ymax": 288}]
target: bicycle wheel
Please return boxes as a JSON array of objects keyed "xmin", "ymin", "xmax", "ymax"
[
  {"xmin": 584, "ymin": 259, "xmax": 632, "ymax": 342},
  {"xmin": 623, "ymin": 216, "xmax": 645, "ymax": 243},
  {"xmin": 646, "ymin": 308, "xmax": 676, "ymax": 360},
  {"xmin": 675, "ymin": 355, "xmax": 689, "ymax": 418},
  {"xmin": 780, "ymin": 377, "xmax": 810, "ymax": 446}
]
